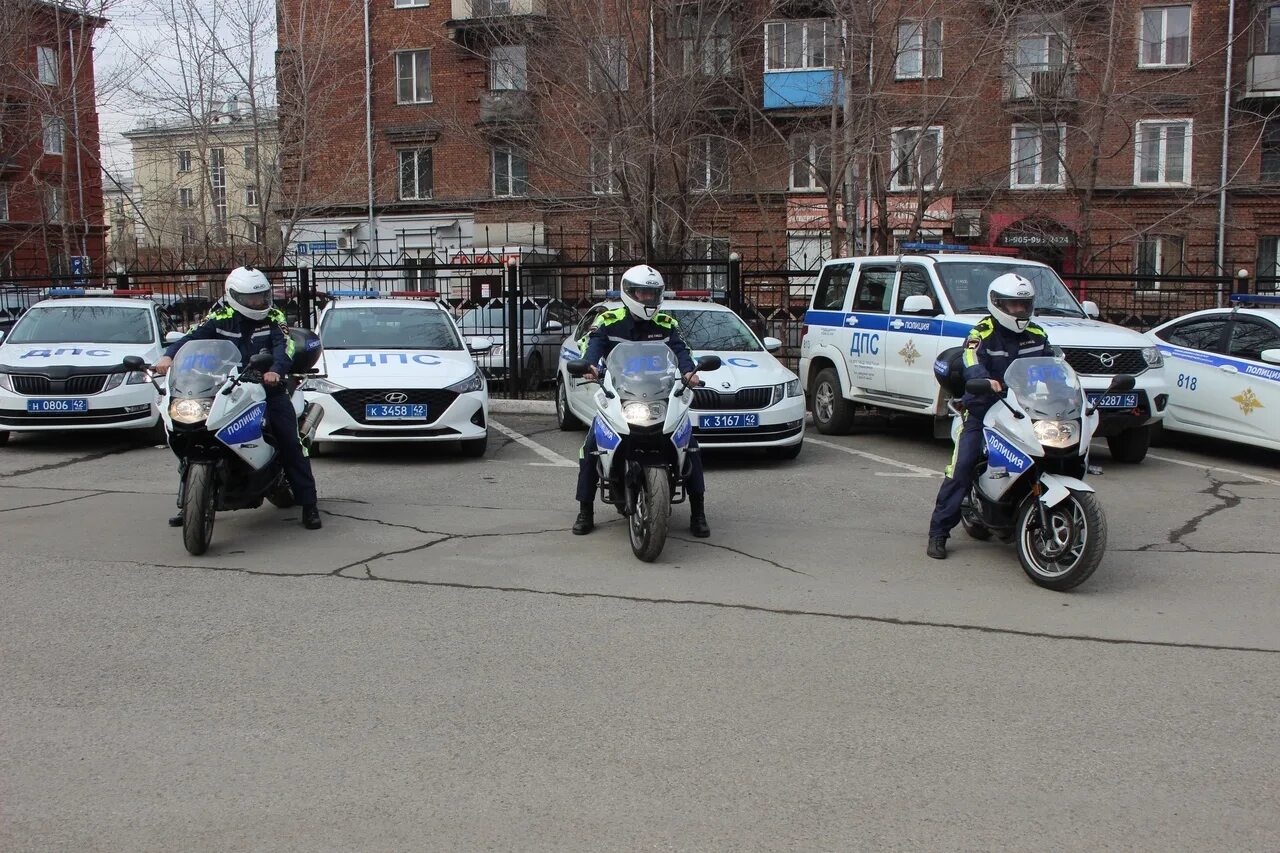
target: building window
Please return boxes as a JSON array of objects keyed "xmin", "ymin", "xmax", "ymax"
[
  {"xmin": 114, "ymin": 197, "xmax": 125, "ymax": 216},
  {"xmin": 396, "ymin": 49, "xmax": 432, "ymax": 103},
  {"xmin": 245, "ymin": 184, "xmax": 259, "ymax": 206},
  {"xmin": 179, "ymin": 188, "xmax": 194, "ymax": 208},
  {"xmin": 689, "ymin": 237, "xmax": 730, "ymax": 289},
  {"xmin": 787, "ymin": 231, "xmax": 830, "ymax": 287},
  {"xmin": 0, "ymin": 184, "xmax": 8, "ymax": 222},
  {"xmin": 1134, "ymin": 119, "xmax": 1191, "ymax": 185},
  {"xmin": 895, "ymin": 20, "xmax": 942, "ymax": 79},
  {"xmin": 1010, "ymin": 23, "xmax": 1069, "ymax": 98},
  {"xmin": 590, "ymin": 139, "xmax": 620, "ymax": 194},
  {"xmin": 1263, "ymin": 5, "xmax": 1280, "ymax": 54},
  {"xmin": 248, "ymin": 222, "xmax": 264, "ymax": 245},
  {"xmin": 180, "ymin": 223, "xmax": 198, "ymax": 244},
  {"xmin": 489, "ymin": 44, "xmax": 527, "ymax": 91},
  {"xmin": 890, "ymin": 126, "xmax": 942, "ymax": 191},
  {"xmin": 177, "ymin": 150, "xmax": 192, "ymax": 172},
  {"xmin": 1010, "ymin": 124, "xmax": 1064, "ymax": 188},
  {"xmin": 1140, "ymin": 6, "xmax": 1191, "ymax": 67},
  {"xmin": 209, "ymin": 148, "xmax": 227, "ymax": 241},
  {"xmin": 588, "ymin": 37, "xmax": 627, "ymax": 92},
  {"xmin": 37, "ymin": 46, "xmax": 58, "ymax": 86},
  {"xmin": 244, "ymin": 146, "xmax": 258, "ymax": 170},
  {"xmin": 1258, "ymin": 236, "xmax": 1280, "ymax": 281},
  {"xmin": 764, "ymin": 19, "xmax": 836, "ymax": 70},
  {"xmin": 789, "ymin": 134, "xmax": 830, "ymax": 191},
  {"xmin": 591, "ymin": 239, "xmax": 633, "ymax": 291},
  {"xmin": 492, "ymin": 146, "xmax": 529, "ymax": 196},
  {"xmin": 42, "ymin": 116, "xmax": 64, "ymax": 155},
  {"xmin": 689, "ymin": 136, "xmax": 729, "ymax": 192},
  {"xmin": 679, "ymin": 11, "xmax": 732, "ymax": 76},
  {"xmin": 398, "ymin": 148, "xmax": 433, "ymax": 199},
  {"xmin": 1135, "ymin": 234, "xmax": 1185, "ymax": 284},
  {"xmin": 1263, "ymin": 118, "xmax": 1280, "ymax": 182},
  {"xmin": 393, "ymin": 0, "xmax": 427, "ymax": 7},
  {"xmin": 44, "ymin": 186, "xmax": 63, "ymax": 223}
]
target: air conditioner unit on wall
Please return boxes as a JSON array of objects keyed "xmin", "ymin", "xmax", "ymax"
[
  {"xmin": 336, "ymin": 235, "xmax": 358, "ymax": 252},
  {"xmin": 952, "ymin": 210, "xmax": 983, "ymax": 239}
]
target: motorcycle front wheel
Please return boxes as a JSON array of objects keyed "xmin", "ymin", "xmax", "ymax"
[
  {"xmin": 629, "ymin": 466, "xmax": 671, "ymax": 562},
  {"xmin": 182, "ymin": 462, "xmax": 217, "ymax": 556},
  {"xmin": 1016, "ymin": 490, "xmax": 1107, "ymax": 591}
]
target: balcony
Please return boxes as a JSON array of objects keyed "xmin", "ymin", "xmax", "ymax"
[
  {"xmin": 478, "ymin": 90, "xmax": 534, "ymax": 126},
  {"xmin": 447, "ymin": 0, "xmax": 545, "ymax": 40},
  {"xmin": 1244, "ymin": 54, "xmax": 1280, "ymax": 98},
  {"xmin": 763, "ymin": 69, "xmax": 841, "ymax": 110},
  {"xmin": 1002, "ymin": 63, "xmax": 1077, "ymax": 115}
]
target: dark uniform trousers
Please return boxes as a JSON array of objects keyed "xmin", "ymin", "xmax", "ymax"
[
  {"xmin": 576, "ymin": 429, "xmax": 705, "ymax": 502},
  {"xmin": 265, "ymin": 387, "xmax": 317, "ymax": 506},
  {"xmin": 928, "ymin": 406, "xmax": 988, "ymax": 539}
]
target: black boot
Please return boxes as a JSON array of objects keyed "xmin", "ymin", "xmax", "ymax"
[
  {"xmin": 572, "ymin": 501, "xmax": 595, "ymax": 535},
  {"xmin": 927, "ymin": 536, "xmax": 947, "ymax": 560},
  {"xmin": 689, "ymin": 494, "xmax": 710, "ymax": 538},
  {"xmin": 168, "ymin": 514, "xmax": 182, "ymax": 528},
  {"xmin": 302, "ymin": 505, "xmax": 322, "ymax": 530}
]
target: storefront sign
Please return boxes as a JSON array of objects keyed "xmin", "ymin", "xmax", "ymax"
[{"xmin": 866, "ymin": 196, "xmax": 953, "ymax": 230}]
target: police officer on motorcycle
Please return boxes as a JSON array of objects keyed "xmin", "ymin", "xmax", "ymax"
[
  {"xmin": 573, "ymin": 264, "xmax": 711, "ymax": 539},
  {"xmin": 927, "ymin": 273, "xmax": 1051, "ymax": 559},
  {"xmin": 154, "ymin": 267, "xmax": 322, "ymax": 531}
]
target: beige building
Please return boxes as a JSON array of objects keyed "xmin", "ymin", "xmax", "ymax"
[
  {"xmin": 102, "ymin": 171, "xmax": 142, "ymax": 267},
  {"xmin": 122, "ymin": 99, "xmax": 279, "ymax": 257}
]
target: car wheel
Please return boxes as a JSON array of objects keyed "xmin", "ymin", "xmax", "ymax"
[
  {"xmin": 766, "ymin": 441, "xmax": 802, "ymax": 461},
  {"xmin": 556, "ymin": 378, "xmax": 583, "ymax": 431},
  {"xmin": 460, "ymin": 433, "xmax": 488, "ymax": 458},
  {"xmin": 523, "ymin": 354, "xmax": 545, "ymax": 392},
  {"xmin": 811, "ymin": 368, "xmax": 855, "ymax": 435},
  {"xmin": 1106, "ymin": 425, "xmax": 1150, "ymax": 464}
]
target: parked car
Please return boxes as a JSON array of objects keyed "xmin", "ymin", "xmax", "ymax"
[{"xmin": 459, "ymin": 299, "xmax": 580, "ymax": 390}]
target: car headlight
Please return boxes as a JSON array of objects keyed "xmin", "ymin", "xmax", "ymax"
[
  {"xmin": 785, "ymin": 378, "xmax": 802, "ymax": 397},
  {"xmin": 447, "ymin": 368, "xmax": 485, "ymax": 394},
  {"xmin": 169, "ymin": 397, "xmax": 212, "ymax": 424},
  {"xmin": 301, "ymin": 377, "xmax": 345, "ymax": 395},
  {"xmin": 1141, "ymin": 346, "xmax": 1164, "ymax": 368},
  {"xmin": 126, "ymin": 369, "xmax": 152, "ymax": 385},
  {"xmin": 1032, "ymin": 419, "xmax": 1080, "ymax": 448},
  {"xmin": 0, "ymin": 372, "xmax": 12, "ymax": 393},
  {"xmin": 622, "ymin": 400, "xmax": 667, "ymax": 425},
  {"xmin": 102, "ymin": 370, "xmax": 151, "ymax": 392}
]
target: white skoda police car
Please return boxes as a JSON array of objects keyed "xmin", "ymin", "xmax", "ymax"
[
  {"xmin": 302, "ymin": 292, "xmax": 493, "ymax": 456},
  {"xmin": 0, "ymin": 289, "xmax": 176, "ymax": 443},
  {"xmin": 556, "ymin": 296, "xmax": 805, "ymax": 459}
]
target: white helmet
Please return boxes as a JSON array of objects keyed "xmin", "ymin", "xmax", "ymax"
[
  {"xmin": 619, "ymin": 264, "xmax": 664, "ymax": 321},
  {"xmin": 224, "ymin": 266, "xmax": 272, "ymax": 321},
  {"xmin": 987, "ymin": 272, "xmax": 1036, "ymax": 333}
]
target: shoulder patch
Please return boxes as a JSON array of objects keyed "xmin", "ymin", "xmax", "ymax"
[
  {"xmin": 1025, "ymin": 322, "xmax": 1047, "ymax": 337},
  {"xmin": 593, "ymin": 308, "xmax": 626, "ymax": 328},
  {"xmin": 653, "ymin": 312, "xmax": 678, "ymax": 330}
]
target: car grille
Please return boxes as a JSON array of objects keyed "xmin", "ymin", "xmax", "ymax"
[
  {"xmin": 331, "ymin": 388, "xmax": 457, "ymax": 424},
  {"xmin": 692, "ymin": 386, "xmax": 775, "ymax": 410},
  {"xmin": 10, "ymin": 374, "xmax": 109, "ymax": 395},
  {"xmin": 1061, "ymin": 348, "xmax": 1148, "ymax": 376}
]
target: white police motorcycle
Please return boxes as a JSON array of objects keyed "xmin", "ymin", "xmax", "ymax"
[
  {"xmin": 132, "ymin": 336, "xmax": 322, "ymax": 555},
  {"xmin": 949, "ymin": 355, "xmax": 1135, "ymax": 591},
  {"xmin": 567, "ymin": 341, "xmax": 720, "ymax": 562}
]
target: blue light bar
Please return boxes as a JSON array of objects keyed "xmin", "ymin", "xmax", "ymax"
[
  {"xmin": 900, "ymin": 242, "xmax": 970, "ymax": 253},
  {"xmin": 1230, "ymin": 293, "xmax": 1280, "ymax": 305},
  {"xmin": 327, "ymin": 289, "xmax": 379, "ymax": 298},
  {"xmin": 47, "ymin": 287, "xmax": 86, "ymax": 296},
  {"xmin": 604, "ymin": 290, "xmax": 620, "ymax": 298}
]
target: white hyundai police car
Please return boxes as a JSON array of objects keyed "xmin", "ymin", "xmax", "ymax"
[
  {"xmin": 800, "ymin": 249, "xmax": 1169, "ymax": 463},
  {"xmin": 302, "ymin": 293, "xmax": 492, "ymax": 456},
  {"xmin": 556, "ymin": 297, "xmax": 806, "ymax": 459},
  {"xmin": 0, "ymin": 289, "xmax": 177, "ymax": 443},
  {"xmin": 1146, "ymin": 294, "xmax": 1280, "ymax": 451}
]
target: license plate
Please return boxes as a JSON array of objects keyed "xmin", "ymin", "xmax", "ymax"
[
  {"xmin": 27, "ymin": 398, "xmax": 89, "ymax": 413},
  {"xmin": 365, "ymin": 403, "xmax": 427, "ymax": 420},
  {"xmin": 698, "ymin": 413, "xmax": 759, "ymax": 430},
  {"xmin": 1088, "ymin": 393, "xmax": 1139, "ymax": 409}
]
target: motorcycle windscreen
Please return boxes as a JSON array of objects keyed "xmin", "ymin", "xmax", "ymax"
[
  {"xmin": 605, "ymin": 341, "xmax": 680, "ymax": 402},
  {"xmin": 1003, "ymin": 356, "xmax": 1084, "ymax": 420},
  {"xmin": 170, "ymin": 339, "xmax": 243, "ymax": 398}
]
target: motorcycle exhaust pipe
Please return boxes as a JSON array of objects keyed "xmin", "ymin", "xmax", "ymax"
[{"xmin": 299, "ymin": 402, "xmax": 324, "ymax": 444}]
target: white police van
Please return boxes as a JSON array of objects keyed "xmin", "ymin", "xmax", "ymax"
[
  {"xmin": 0, "ymin": 288, "xmax": 179, "ymax": 444},
  {"xmin": 799, "ymin": 248, "xmax": 1169, "ymax": 463},
  {"xmin": 301, "ymin": 290, "xmax": 493, "ymax": 456}
]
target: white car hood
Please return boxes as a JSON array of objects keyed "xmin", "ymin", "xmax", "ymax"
[
  {"xmin": 951, "ymin": 314, "xmax": 1153, "ymax": 347},
  {"xmin": 0, "ymin": 341, "xmax": 157, "ymax": 368},
  {"xmin": 319, "ymin": 349, "xmax": 477, "ymax": 387},
  {"xmin": 691, "ymin": 349, "xmax": 796, "ymax": 390}
]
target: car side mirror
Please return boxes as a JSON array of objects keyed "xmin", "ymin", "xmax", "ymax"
[
  {"xmin": 249, "ymin": 352, "xmax": 275, "ymax": 371},
  {"xmin": 164, "ymin": 331, "xmax": 184, "ymax": 344},
  {"xmin": 543, "ymin": 320, "xmax": 563, "ymax": 334},
  {"xmin": 762, "ymin": 336, "xmax": 783, "ymax": 353},
  {"xmin": 1107, "ymin": 374, "xmax": 1136, "ymax": 393},
  {"xmin": 901, "ymin": 294, "xmax": 935, "ymax": 315},
  {"xmin": 468, "ymin": 335, "xmax": 494, "ymax": 354},
  {"xmin": 566, "ymin": 359, "xmax": 591, "ymax": 377},
  {"xmin": 1082, "ymin": 300, "xmax": 1100, "ymax": 319},
  {"xmin": 0, "ymin": 330, "xmax": 6, "ymax": 343},
  {"xmin": 696, "ymin": 355, "xmax": 722, "ymax": 372},
  {"xmin": 1261, "ymin": 348, "xmax": 1280, "ymax": 365},
  {"xmin": 122, "ymin": 355, "xmax": 145, "ymax": 371}
]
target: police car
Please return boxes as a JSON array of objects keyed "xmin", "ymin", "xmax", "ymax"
[
  {"xmin": 0, "ymin": 289, "xmax": 177, "ymax": 444},
  {"xmin": 1145, "ymin": 294, "xmax": 1280, "ymax": 451},
  {"xmin": 556, "ymin": 296, "xmax": 806, "ymax": 459},
  {"xmin": 800, "ymin": 248, "xmax": 1169, "ymax": 463},
  {"xmin": 301, "ymin": 292, "xmax": 492, "ymax": 456}
]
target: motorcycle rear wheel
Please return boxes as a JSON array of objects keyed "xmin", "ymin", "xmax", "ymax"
[
  {"xmin": 182, "ymin": 462, "xmax": 217, "ymax": 556},
  {"xmin": 1016, "ymin": 490, "xmax": 1107, "ymax": 591},
  {"xmin": 629, "ymin": 467, "xmax": 671, "ymax": 562}
]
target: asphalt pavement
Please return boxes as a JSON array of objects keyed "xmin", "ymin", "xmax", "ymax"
[{"xmin": 1, "ymin": 411, "xmax": 1277, "ymax": 851}]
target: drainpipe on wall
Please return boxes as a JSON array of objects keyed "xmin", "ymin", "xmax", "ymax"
[
  {"xmin": 364, "ymin": 0, "xmax": 376, "ymax": 261},
  {"xmin": 1216, "ymin": 0, "xmax": 1239, "ymax": 305},
  {"xmin": 68, "ymin": 26, "xmax": 88, "ymax": 261}
]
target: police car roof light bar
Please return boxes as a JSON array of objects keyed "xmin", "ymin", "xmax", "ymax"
[
  {"xmin": 325, "ymin": 289, "xmax": 379, "ymax": 299},
  {"xmin": 387, "ymin": 290, "xmax": 442, "ymax": 299},
  {"xmin": 1229, "ymin": 293, "xmax": 1280, "ymax": 306},
  {"xmin": 900, "ymin": 242, "xmax": 970, "ymax": 254}
]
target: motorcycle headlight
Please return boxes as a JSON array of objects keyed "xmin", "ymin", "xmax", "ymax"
[
  {"xmin": 1032, "ymin": 419, "xmax": 1080, "ymax": 448},
  {"xmin": 0, "ymin": 372, "xmax": 12, "ymax": 393},
  {"xmin": 301, "ymin": 377, "xmax": 344, "ymax": 395},
  {"xmin": 447, "ymin": 368, "xmax": 485, "ymax": 394},
  {"xmin": 622, "ymin": 400, "xmax": 667, "ymax": 425},
  {"xmin": 1141, "ymin": 346, "xmax": 1164, "ymax": 368},
  {"xmin": 169, "ymin": 397, "xmax": 212, "ymax": 424}
]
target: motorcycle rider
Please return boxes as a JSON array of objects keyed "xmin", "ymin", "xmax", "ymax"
[
  {"xmin": 573, "ymin": 264, "xmax": 711, "ymax": 538},
  {"xmin": 927, "ymin": 273, "xmax": 1051, "ymax": 559},
  {"xmin": 153, "ymin": 267, "xmax": 322, "ymax": 531}
]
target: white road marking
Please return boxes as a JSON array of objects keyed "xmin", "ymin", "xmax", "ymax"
[
  {"xmin": 1146, "ymin": 452, "xmax": 1280, "ymax": 488},
  {"xmin": 807, "ymin": 437, "xmax": 941, "ymax": 478},
  {"xmin": 490, "ymin": 420, "xmax": 576, "ymax": 467}
]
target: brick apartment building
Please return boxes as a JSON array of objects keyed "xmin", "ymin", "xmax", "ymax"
[
  {"xmin": 0, "ymin": 0, "xmax": 106, "ymax": 281},
  {"xmin": 276, "ymin": 0, "xmax": 1280, "ymax": 298}
]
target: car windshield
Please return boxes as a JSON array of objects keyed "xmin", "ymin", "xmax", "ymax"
[
  {"xmin": 605, "ymin": 341, "xmax": 680, "ymax": 402},
  {"xmin": 7, "ymin": 305, "xmax": 155, "ymax": 344},
  {"xmin": 320, "ymin": 307, "xmax": 462, "ymax": 350},
  {"xmin": 666, "ymin": 309, "xmax": 762, "ymax": 351},
  {"xmin": 168, "ymin": 340, "xmax": 243, "ymax": 398},
  {"xmin": 1003, "ymin": 357, "xmax": 1084, "ymax": 420},
  {"xmin": 935, "ymin": 262, "xmax": 1085, "ymax": 318},
  {"xmin": 460, "ymin": 307, "xmax": 540, "ymax": 333}
]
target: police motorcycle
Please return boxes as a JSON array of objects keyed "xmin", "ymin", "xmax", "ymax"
[
  {"xmin": 567, "ymin": 341, "xmax": 720, "ymax": 562},
  {"xmin": 126, "ymin": 331, "xmax": 323, "ymax": 556},
  {"xmin": 937, "ymin": 352, "xmax": 1136, "ymax": 590}
]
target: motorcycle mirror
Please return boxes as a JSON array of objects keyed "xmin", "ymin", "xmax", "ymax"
[
  {"xmin": 1107, "ymin": 374, "xmax": 1136, "ymax": 393},
  {"xmin": 566, "ymin": 359, "xmax": 591, "ymax": 378},
  {"xmin": 695, "ymin": 355, "xmax": 722, "ymax": 372},
  {"xmin": 249, "ymin": 352, "xmax": 275, "ymax": 371},
  {"xmin": 122, "ymin": 355, "xmax": 145, "ymax": 371}
]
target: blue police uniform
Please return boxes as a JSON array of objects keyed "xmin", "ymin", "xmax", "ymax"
[
  {"xmin": 574, "ymin": 308, "xmax": 705, "ymax": 502},
  {"xmin": 928, "ymin": 316, "xmax": 1050, "ymax": 540},
  {"xmin": 163, "ymin": 304, "xmax": 318, "ymax": 507}
]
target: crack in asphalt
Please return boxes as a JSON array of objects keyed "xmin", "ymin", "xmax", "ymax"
[
  {"xmin": 0, "ymin": 491, "xmax": 109, "ymax": 513},
  {"xmin": 1136, "ymin": 474, "xmax": 1249, "ymax": 553},
  {"xmin": 668, "ymin": 535, "xmax": 811, "ymax": 576},
  {"xmin": 0, "ymin": 446, "xmax": 132, "ymax": 480}
]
